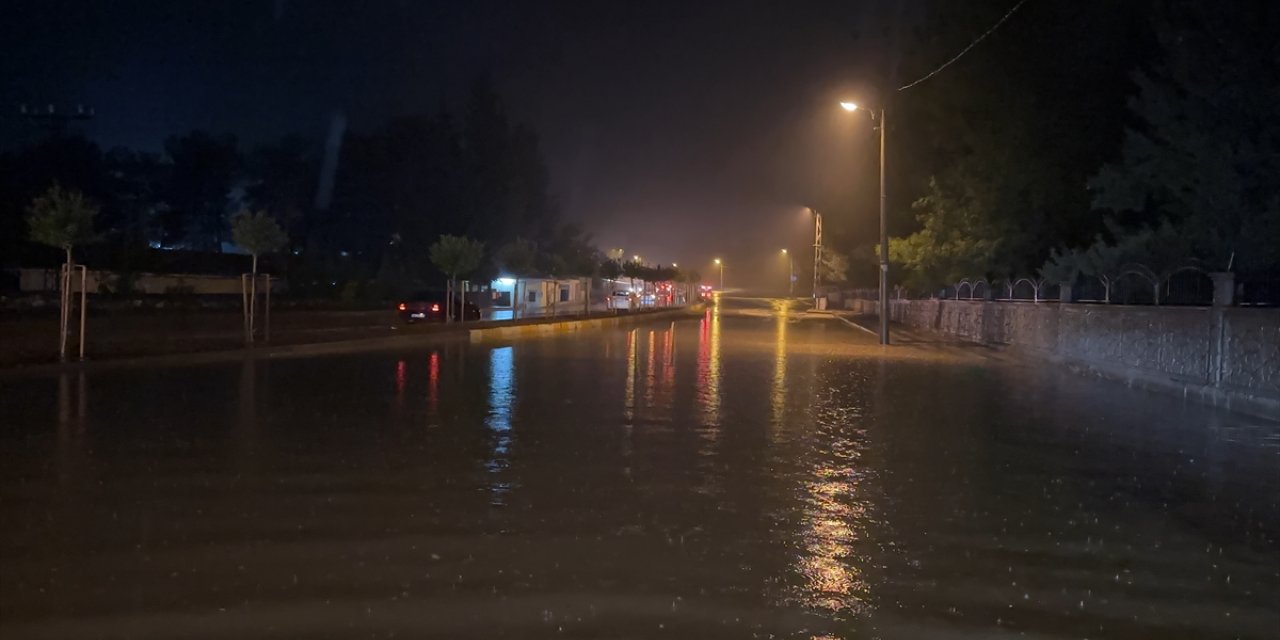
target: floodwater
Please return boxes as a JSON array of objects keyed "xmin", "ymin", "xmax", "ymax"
[{"xmin": 1, "ymin": 299, "xmax": 1277, "ymax": 639}]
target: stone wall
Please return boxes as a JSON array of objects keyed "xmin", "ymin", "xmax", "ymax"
[{"xmin": 847, "ymin": 299, "xmax": 1279, "ymax": 417}]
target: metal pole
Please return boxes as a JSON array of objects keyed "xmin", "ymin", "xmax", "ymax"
[
  {"xmin": 263, "ymin": 274, "xmax": 271, "ymax": 343},
  {"xmin": 719, "ymin": 263, "xmax": 724, "ymax": 291},
  {"xmin": 241, "ymin": 274, "xmax": 251, "ymax": 346},
  {"xmin": 788, "ymin": 253, "xmax": 795, "ymax": 297},
  {"xmin": 812, "ymin": 211, "xmax": 822, "ymax": 299},
  {"xmin": 878, "ymin": 108, "xmax": 890, "ymax": 345},
  {"xmin": 78, "ymin": 266, "xmax": 87, "ymax": 361},
  {"xmin": 59, "ymin": 262, "xmax": 69, "ymax": 362}
]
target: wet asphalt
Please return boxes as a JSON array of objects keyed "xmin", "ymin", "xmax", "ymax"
[{"xmin": 2, "ymin": 298, "xmax": 1277, "ymax": 639}]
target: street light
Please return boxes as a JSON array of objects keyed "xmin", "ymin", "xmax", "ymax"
[
  {"xmin": 714, "ymin": 258, "xmax": 724, "ymax": 291},
  {"xmin": 841, "ymin": 100, "xmax": 890, "ymax": 345},
  {"xmin": 780, "ymin": 249, "xmax": 794, "ymax": 297}
]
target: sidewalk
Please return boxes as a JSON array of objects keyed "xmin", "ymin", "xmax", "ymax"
[{"xmin": 824, "ymin": 310, "xmax": 1024, "ymax": 363}]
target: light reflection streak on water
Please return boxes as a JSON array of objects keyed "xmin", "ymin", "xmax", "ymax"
[
  {"xmin": 623, "ymin": 329, "xmax": 637, "ymax": 423},
  {"xmin": 793, "ymin": 396, "xmax": 871, "ymax": 615},
  {"xmin": 486, "ymin": 346, "xmax": 514, "ymax": 503},
  {"xmin": 771, "ymin": 308, "xmax": 788, "ymax": 433},
  {"xmin": 660, "ymin": 323, "xmax": 676, "ymax": 403},
  {"xmin": 394, "ymin": 359, "xmax": 407, "ymax": 397},
  {"xmin": 56, "ymin": 372, "xmax": 87, "ymax": 486},
  {"xmin": 427, "ymin": 351, "xmax": 440, "ymax": 415},
  {"xmin": 696, "ymin": 305, "xmax": 722, "ymax": 428},
  {"xmin": 644, "ymin": 329, "xmax": 656, "ymax": 405}
]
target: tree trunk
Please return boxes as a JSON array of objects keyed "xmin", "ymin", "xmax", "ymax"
[
  {"xmin": 60, "ymin": 247, "xmax": 73, "ymax": 362},
  {"xmin": 249, "ymin": 253, "xmax": 259, "ymax": 343},
  {"xmin": 445, "ymin": 276, "xmax": 453, "ymax": 324}
]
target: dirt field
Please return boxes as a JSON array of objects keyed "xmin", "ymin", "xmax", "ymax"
[{"xmin": 0, "ymin": 308, "xmax": 429, "ymax": 367}]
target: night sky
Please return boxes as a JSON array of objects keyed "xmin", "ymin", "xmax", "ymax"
[{"xmin": 3, "ymin": 0, "xmax": 920, "ymax": 284}]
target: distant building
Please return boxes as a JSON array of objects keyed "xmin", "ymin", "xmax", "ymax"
[{"xmin": 488, "ymin": 277, "xmax": 587, "ymax": 316}]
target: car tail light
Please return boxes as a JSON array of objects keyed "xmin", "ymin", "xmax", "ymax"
[
  {"xmin": 398, "ymin": 303, "xmax": 406, "ymax": 311},
  {"xmin": 431, "ymin": 303, "xmax": 440, "ymax": 312}
]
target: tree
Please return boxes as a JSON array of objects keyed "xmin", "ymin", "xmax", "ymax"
[
  {"xmin": 245, "ymin": 135, "xmax": 320, "ymax": 252},
  {"xmin": 621, "ymin": 260, "xmax": 646, "ymax": 308},
  {"xmin": 164, "ymin": 131, "xmax": 240, "ymax": 250},
  {"xmin": 27, "ymin": 184, "xmax": 98, "ymax": 360},
  {"xmin": 231, "ymin": 210, "xmax": 288, "ymax": 343},
  {"xmin": 888, "ymin": 0, "xmax": 1145, "ymax": 282},
  {"xmin": 495, "ymin": 237, "xmax": 539, "ymax": 318},
  {"xmin": 818, "ymin": 249, "xmax": 850, "ymax": 286},
  {"xmin": 429, "ymin": 235, "xmax": 485, "ymax": 322},
  {"xmin": 1090, "ymin": 1, "xmax": 1280, "ymax": 275},
  {"xmin": 599, "ymin": 258, "xmax": 623, "ymax": 282},
  {"xmin": 888, "ymin": 177, "xmax": 1001, "ymax": 291},
  {"xmin": 27, "ymin": 184, "xmax": 99, "ymax": 268}
]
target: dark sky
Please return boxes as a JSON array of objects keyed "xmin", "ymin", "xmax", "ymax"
[{"xmin": 2, "ymin": 0, "xmax": 917, "ymax": 285}]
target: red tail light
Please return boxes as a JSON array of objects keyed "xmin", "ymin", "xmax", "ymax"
[
  {"xmin": 431, "ymin": 303, "xmax": 440, "ymax": 312},
  {"xmin": 397, "ymin": 303, "xmax": 406, "ymax": 311}
]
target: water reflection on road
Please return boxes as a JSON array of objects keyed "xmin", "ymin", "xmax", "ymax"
[{"xmin": 1, "ymin": 299, "xmax": 1277, "ymax": 639}]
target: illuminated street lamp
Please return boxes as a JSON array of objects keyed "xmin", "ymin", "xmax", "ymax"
[
  {"xmin": 841, "ymin": 100, "xmax": 889, "ymax": 345},
  {"xmin": 714, "ymin": 258, "xmax": 724, "ymax": 291},
  {"xmin": 781, "ymin": 249, "xmax": 794, "ymax": 297}
]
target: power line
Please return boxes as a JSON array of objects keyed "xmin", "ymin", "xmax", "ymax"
[{"xmin": 898, "ymin": 0, "xmax": 1032, "ymax": 92}]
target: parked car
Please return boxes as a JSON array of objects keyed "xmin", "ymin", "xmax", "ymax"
[{"xmin": 397, "ymin": 291, "xmax": 481, "ymax": 323}]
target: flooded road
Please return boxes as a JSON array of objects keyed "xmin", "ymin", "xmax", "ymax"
[{"xmin": 2, "ymin": 300, "xmax": 1278, "ymax": 639}]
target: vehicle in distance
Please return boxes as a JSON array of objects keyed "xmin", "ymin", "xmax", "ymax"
[{"xmin": 397, "ymin": 291, "xmax": 481, "ymax": 323}]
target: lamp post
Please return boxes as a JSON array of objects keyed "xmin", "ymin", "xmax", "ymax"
[
  {"xmin": 840, "ymin": 101, "xmax": 890, "ymax": 345},
  {"xmin": 781, "ymin": 249, "xmax": 794, "ymax": 297},
  {"xmin": 714, "ymin": 258, "xmax": 724, "ymax": 291}
]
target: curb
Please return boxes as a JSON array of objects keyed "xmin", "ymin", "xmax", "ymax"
[{"xmin": 469, "ymin": 305, "xmax": 705, "ymax": 341}]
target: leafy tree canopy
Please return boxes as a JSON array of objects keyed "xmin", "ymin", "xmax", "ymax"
[
  {"xmin": 27, "ymin": 183, "xmax": 98, "ymax": 254},
  {"xmin": 231, "ymin": 210, "xmax": 288, "ymax": 258},
  {"xmin": 429, "ymin": 235, "xmax": 485, "ymax": 279},
  {"xmin": 1090, "ymin": 1, "xmax": 1280, "ymax": 273}
]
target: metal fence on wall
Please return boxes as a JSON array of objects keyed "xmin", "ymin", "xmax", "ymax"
[{"xmin": 842, "ymin": 272, "xmax": 1276, "ymax": 308}]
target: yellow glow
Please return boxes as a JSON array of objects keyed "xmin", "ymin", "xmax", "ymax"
[
  {"xmin": 624, "ymin": 329, "xmax": 637, "ymax": 422},
  {"xmin": 696, "ymin": 306, "xmax": 722, "ymax": 429},
  {"xmin": 770, "ymin": 303, "xmax": 787, "ymax": 432},
  {"xmin": 840, "ymin": 101, "xmax": 858, "ymax": 112},
  {"xmin": 644, "ymin": 329, "xmax": 656, "ymax": 405},
  {"xmin": 780, "ymin": 248, "xmax": 787, "ymax": 254},
  {"xmin": 672, "ymin": 262, "xmax": 678, "ymax": 267},
  {"xmin": 713, "ymin": 258, "xmax": 721, "ymax": 265}
]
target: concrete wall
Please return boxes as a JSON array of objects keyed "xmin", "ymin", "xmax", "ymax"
[{"xmin": 848, "ymin": 299, "xmax": 1279, "ymax": 417}]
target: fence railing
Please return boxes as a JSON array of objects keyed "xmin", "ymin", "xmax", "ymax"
[{"xmin": 838, "ymin": 271, "xmax": 1276, "ymax": 307}]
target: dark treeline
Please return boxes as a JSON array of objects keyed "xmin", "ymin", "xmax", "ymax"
[
  {"xmin": 1, "ymin": 78, "xmax": 594, "ymax": 299},
  {"xmin": 832, "ymin": 0, "xmax": 1279, "ymax": 303}
]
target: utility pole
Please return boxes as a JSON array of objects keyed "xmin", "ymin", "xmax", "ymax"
[
  {"xmin": 878, "ymin": 108, "xmax": 890, "ymax": 345},
  {"xmin": 786, "ymin": 250, "xmax": 794, "ymax": 297},
  {"xmin": 811, "ymin": 209, "xmax": 823, "ymax": 299}
]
